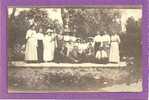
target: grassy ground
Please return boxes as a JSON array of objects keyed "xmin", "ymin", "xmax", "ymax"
[{"xmin": 8, "ymin": 62, "xmax": 142, "ymax": 92}]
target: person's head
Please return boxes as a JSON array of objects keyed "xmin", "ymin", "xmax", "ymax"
[
  {"xmin": 89, "ymin": 42, "xmax": 92, "ymax": 46},
  {"xmin": 88, "ymin": 38, "xmax": 93, "ymax": 43},
  {"xmin": 97, "ymin": 31, "xmax": 100, "ymax": 35},
  {"xmin": 30, "ymin": 25, "xmax": 35, "ymax": 30},
  {"xmin": 76, "ymin": 39, "xmax": 81, "ymax": 43},
  {"xmin": 46, "ymin": 29, "xmax": 52, "ymax": 34},
  {"xmin": 39, "ymin": 28, "xmax": 43, "ymax": 33},
  {"xmin": 73, "ymin": 45, "xmax": 78, "ymax": 50},
  {"xmin": 82, "ymin": 40, "xmax": 86, "ymax": 43},
  {"xmin": 68, "ymin": 40, "xmax": 72, "ymax": 44},
  {"xmin": 100, "ymin": 31, "xmax": 104, "ymax": 36},
  {"xmin": 47, "ymin": 32, "xmax": 52, "ymax": 36},
  {"xmin": 103, "ymin": 31, "xmax": 107, "ymax": 35},
  {"xmin": 112, "ymin": 32, "xmax": 117, "ymax": 35}
]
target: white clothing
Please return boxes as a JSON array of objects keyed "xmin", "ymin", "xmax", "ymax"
[
  {"xmin": 66, "ymin": 42, "xmax": 73, "ymax": 56},
  {"xmin": 94, "ymin": 35, "xmax": 102, "ymax": 42},
  {"xmin": 96, "ymin": 50, "xmax": 107, "ymax": 59},
  {"xmin": 96, "ymin": 51, "xmax": 101, "ymax": 60},
  {"xmin": 37, "ymin": 32, "xmax": 44, "ymax": 40},
  {"xmin": 109, "ymin": 34, "xmax": 120, "ymax": 62},
  {"xmin": 64, "ymin": 35, "xmax": 70, "ymax": 41},
  {"xmin": 102, "ymin": 34, "xmax": 110, "ymax": 44},
  {"xmin": 43, "ymin": 35, "xmax": 55, "ymax": 61},
  {"xmin": 25, "ymin": 30, "xmax": 38, "ymax": 61},
  {"xmin": 102, "ymin": 34, "xmax": 111, "ymax": 58},
  {"xmin": 93, "ymin": 35, "xmax": 103, "ymax": 47}
]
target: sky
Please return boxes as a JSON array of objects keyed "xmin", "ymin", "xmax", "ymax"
[{"xmin": 8, "ymin": 8, "xmax": 142, "ymax": 32}]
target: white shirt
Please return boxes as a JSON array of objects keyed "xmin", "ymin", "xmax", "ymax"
[
  {"xmin": 37, "ymin": 32, "xmax": 44, "ymax": 40},
  {"xmin": 94, "ymin": 35, "xmax": 102, "ymax": 42},
  {"xmin": 26, "ymin": 29, "xmax": 36, "ymax": 39},
  {"xmin": 102, "ymin": 34, "xmax": 110, "ymax": 43}
]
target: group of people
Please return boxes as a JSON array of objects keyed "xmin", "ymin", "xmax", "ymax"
[
  {"xmin": 25, "ymin": 27, "xmax": 56, "ymax": 63},
  {"xmin": 25, "ymin": 26, "xmax": 121, "ymax": 64},
  {"xmin": 93, "ymin": 32, "xmax": 120, "ymax": 63}
]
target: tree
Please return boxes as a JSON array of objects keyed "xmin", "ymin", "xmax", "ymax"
[
  {"xmin": 121, "ymin": 17, "xmax": 142, "ymax": 82},
  {"xmin": 61, "ymin": 8, "xmax": 122, "ymax": 39},
  {"xmin": 120, "ymin": 17, "xmax": 141, "ymax": 58}
]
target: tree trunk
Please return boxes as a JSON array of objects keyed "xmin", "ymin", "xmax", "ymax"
[{"xmin": 10, "ymin": 8, "xmax": 16, "ymax": 22}]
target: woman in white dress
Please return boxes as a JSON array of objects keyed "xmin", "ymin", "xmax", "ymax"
[
  {"xmin": 43, "ymin": 29, "xmax": 56, "ymax": 62},
  {"xmin": 25, "ymin": 27, "xmax": 38, "ymax": 62},
  {"xmin": 109, "ymin": 33, "xmax": 120, "ymax": 63}
]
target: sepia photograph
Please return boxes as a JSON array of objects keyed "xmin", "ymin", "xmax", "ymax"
[{"xmin": 8, "ymin": 7, "xmax": 142, "ymax": 92}]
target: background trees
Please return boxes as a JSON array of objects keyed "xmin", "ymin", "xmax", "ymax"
[
  {"xmin": 61, "ymin": 8, "xmax": 122, "ymax": 39},
  {"xmin": 120, "ymin": 17, "xmax": 141, "ymax": 58}
]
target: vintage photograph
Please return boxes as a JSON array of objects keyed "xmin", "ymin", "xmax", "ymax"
[{"xmin": 8, "ymin": 7, "xmax": 142, "ymax": 92}]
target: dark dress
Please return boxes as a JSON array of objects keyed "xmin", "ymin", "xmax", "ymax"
[
  {"xmin": 37, "ymin": 40, "xmax": 44, "ymax": 62},
  {"xmin": 37, "ymin": 33, "xmax": 44, "ymax": 62},
  {"xmin": 54, "ymin": 38, "xmax": 64, "ymax": 63}
]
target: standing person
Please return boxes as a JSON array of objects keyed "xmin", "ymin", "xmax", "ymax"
[
  {"xmin": 94, "ymin": 32, "xmax": 102, "ymax": 62},
  {"xmin": 43, "ymin": 29, "xmax": 56, "ymax": 62},
  {"xmin": 101, "ymin": 32, "xmax": 111, "ymax": 63},
  {"xmin": 65, "ymin": 40, "xmax": 73, "ymax": 57},
  {"xmin": 25, "ymin": 26, "xmax": 38, "ymax": 62},
  {"xmin": 37, "ymin": 28, "xmax": 44, "ymax": 62},
  {"xmin": 109, "ymin": 32, "xmax": 121, "ymax": 63},
  {"xmin": 54, "ymin": 34, "xmax": 64, "ymax": 63},
  {"xmin": 85, "ymin": 40, "xmax": 95, "ymax": 63}
]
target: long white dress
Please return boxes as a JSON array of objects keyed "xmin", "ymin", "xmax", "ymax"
[
  {"xmin": 43, "ymin": 34, "xmax": 55, "ymax": 62},
  {"xmin": 25, "ymin": 29, "xmax": 38, "ymax": 61},
  {"xmin": 109, "ymin": 34, "xmax": 120, "ymax": 63}
]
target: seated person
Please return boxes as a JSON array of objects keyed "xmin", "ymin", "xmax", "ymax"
[
  {"xmin": 68, "ymin": 45, "xmax": 81, "ymax": 63},
  {"xmin": 84, "ymin": 42, "xmax": 95, "ymax": 63},
  {"xmin": 95, "ymin": 44, "xmax": 103, "ymax": 63},
  {"xmin": 65, "ymin": 41, "xmax": 74, "ymax": 56},
  {"xmin": 59, "ymin": 43, "xmax": 68, "ymax": 63}
]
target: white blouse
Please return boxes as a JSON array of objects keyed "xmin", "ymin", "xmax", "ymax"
[
  {"xmin": 94, "ymin": 35, "xmax": 102, "ymax": 42},
  {"xmin": 37, "ymin": 32, "xmax": 44, "ymax": 40}
]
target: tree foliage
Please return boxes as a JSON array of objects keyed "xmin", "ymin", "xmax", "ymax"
[
  {"xmin": 61, "ymin": 8, "xmax": 122, "ymax": 38},
  {"xmin": 120, "ymin": 17, "xmax": 141, "ymax": 58}
]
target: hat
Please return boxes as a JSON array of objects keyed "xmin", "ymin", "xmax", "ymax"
[
  {"xmin": 47, "ymin": 29, "xmax": 53, "ymax": 33},
  {"xmin": 76, "ymin": 38, "xmax": 81, "ymax": 42}
]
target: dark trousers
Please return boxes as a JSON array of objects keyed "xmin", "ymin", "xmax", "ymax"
[
  {"xmin": 94, "ymin": 42, "xmax": 101, "ymax": 54},
  {"xmin": 37, "ymin": 40, "xmax": 43, "ymax": 62}
]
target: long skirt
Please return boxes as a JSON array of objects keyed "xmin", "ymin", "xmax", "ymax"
[
  {"xmin": 25, "ymin": 39, "xmax": 37, "ymax": 61},
  {"xmin": 109, "ymin": 42, "xmax": 120, "ymax": 63},
  {"xmin": 37, "ymin": 40, "xmax": 43, "ymax": 62},
  {"xmin": 43, "ymin": 42, "xmax": 55, "ymax": 62}
]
